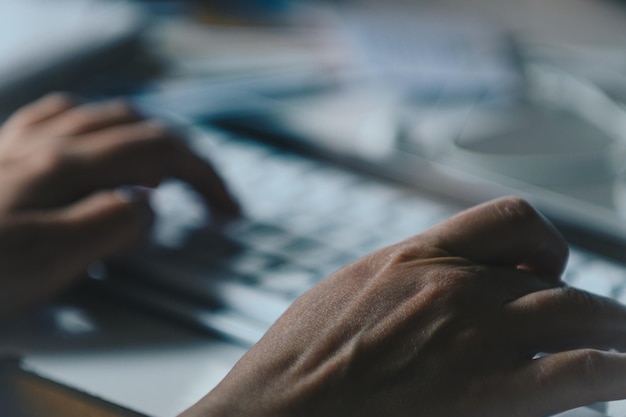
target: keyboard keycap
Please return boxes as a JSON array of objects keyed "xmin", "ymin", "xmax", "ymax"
[
  {"xmin": 568, "ymin": 259, "xmax": 626, "ymax": 298},
  {"xmin": 257, "ymin": 266, "xmax": 317, "ymax": 298}
]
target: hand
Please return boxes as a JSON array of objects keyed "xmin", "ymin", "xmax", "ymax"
[
  {"xmin": 182, "ymin": 197, "xmax": 626, "ymax": 417},
  {"xmin": 0, "ymin": 93, "xmax": 238, "ymax": 317}
]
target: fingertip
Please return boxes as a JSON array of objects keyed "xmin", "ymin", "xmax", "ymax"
[
  {"xmin": 114, "ymin": 185, "xmax": 152, "ymax": 204},
  {"xmin": 31, "ymin": 92, "xmax": 82, "ymax": 113},
  {"xmin": 5, "ymin": 92, "xmax": 82, "ymax": 129},
  {"xmin": 171, "ymin": 147, "xmax": 242, "ymax": 218},
  {"xmin": 510, "ymin": 203, "xmax": 569, "ymax": 278},
  {"xmin": 517, "ymin": 237, "xmax": 570, "ymax": 277},
  {"xmin": 59, "ymin": 190, "xmax": 154, "ymax": 261},
  {"xmin": 113, "ymin": 186, "xmax": 155, "ymax": 230}
]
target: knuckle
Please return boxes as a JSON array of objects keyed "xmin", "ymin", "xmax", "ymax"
[
  {"xmin": 107, "ymin": 100, "xmax": 137, "ymax": 118},
  {"xmin": 145, "ymin": 123, "xmax": 174, "ymax": 140},
  {"xmin": 384, "ymin": 245, "xmax": 418, "ymax": 266},
  {"xmin": 32, "ymin": 149, "xmax": 61, "ymax": 173},
  {"xmin": 44, "ymin": 92, "xmax": 76, "ymax": 110},
  {"xmin": 62, "ymin": 114, "xmax": 92, "ymax": 134},
  {"xmin": 379, "ymin": 243, "xmax": 473, "ymax": 292},
  {"xmin": 7, "ymin": 93, "xmax": 74, "ymax": 128},
  {"xmin": 493, "ymin": 197, "xmax": 538, "ymax": 223},
  {"xmin": 384, "ymin": 241, "xmax": 447, "ymax": 265}
]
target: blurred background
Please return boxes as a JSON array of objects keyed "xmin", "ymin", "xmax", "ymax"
[
  {"xmin": 5, "ymin": 0, "xmax": 626, "ymax": 232},
  {"xmin": 3, "ymin": 0, "xmax": 626, "ymax": 261}
]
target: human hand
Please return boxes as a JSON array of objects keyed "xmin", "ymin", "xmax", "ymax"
[
  {"xmin": 182, "ymin": 197, "xmax": 626, "ymax": 417},
  {"xmin": 0, "ymin": 93, "xmax": 238, "ymax": 317}
]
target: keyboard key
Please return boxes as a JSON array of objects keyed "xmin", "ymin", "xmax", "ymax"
[
  {"xmin": 223, "ymin": 221, "xmax": 292, "ymax": 252},
  {"xmin": 568, "ymin": 258, "xmax": 626, "ymax": 298},
  {"xmin": 213, "ymin": 281, "xmax": 292, "ymax": 326},
  {"xmin": 117, "ymin": 128, "xmax": 473, "ymax": 345},
  {"xmin": 281, "ymin": 236, "xmax": 328, "ymax": 257},
  {"xmin": 226, "ymin": 250, "xmax": 283, "ymax": 276},
  {"xmin": 563, "ymin": 248, "xmax": 588, "ymax": 285},
  {"xmin": 182, "ymin": 231, "xmax": 243, "ymax": 261},
  {"xmin": 286, "ymin": 242, "xmax": 354, "ymax": 271},
  {"xmin": 257, "ymin": 266, "xmax": 318, "ymax": 298},
  {"xmin": 279, "ymin": 212, "xmax": 324, "ymax": 234},
  {"xmin": 606, "ymin": 398, "xmax": 626, "ymax": 417}
]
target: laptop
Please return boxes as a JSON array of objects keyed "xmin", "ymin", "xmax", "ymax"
[
  {"xmin": 82, "ymin": 3, "xmax": 626, "ymax": 417},
  {"xmin": 92, "ymin": 118, "xmax": 626, "ymax": 417},
  {"xmin": 0, "ymin": 0, "xmax": 147, "ymax": 117},
  {"xmin": 102, "ymin": 70, "xmax": 626, "ymax": 417}
]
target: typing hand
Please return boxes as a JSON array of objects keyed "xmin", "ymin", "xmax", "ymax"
[
  {"xmin": 182, "ymin": 198, "xmax": 626, "ymax": 417},
  {"xmin": 0, "ymin": 93, "xmax": 238, "ymax": 317}
]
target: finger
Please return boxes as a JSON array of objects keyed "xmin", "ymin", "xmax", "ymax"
[
  {"xmin": 419, "ymin": 197, "xmax": 568, "ymax": 278},
  {"xmin": 172, "ymin": 142, "xmax": 241, "ymax": 216},
  {"xmin": 53, "ymin": 188, "xmax": 154, "ymax": 264},
  {"xmin": 67, "ymin": 122, "xmax": 240, "ymax": 215},
  {"xmin": 513, "ymin": 349, "xmax": 626, "ymax": 416},
  {"xmin": 39, "ymin": 99, "xmax": 141, "ymax": 137},
  {"xmin": 503, "ymin": 286, "xmax": 626, "ymax": 353},
  {"xmin": 3, "ymin": 92, "xmax": 78, "ymax": 130},
  {"xmin": 0, "ymin": 190, "xmax": 152, "ymax": 317}
]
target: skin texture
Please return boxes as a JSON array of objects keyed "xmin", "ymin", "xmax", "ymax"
[
  {"xmin": 0, "ymin": 93, "xmax": 238, "ymax": 317},
  {"xmin": 181, "ymin": 197, "xmax": 626, "ymax": 417}
]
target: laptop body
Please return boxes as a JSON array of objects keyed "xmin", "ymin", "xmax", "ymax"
[{"xmin": 2, "ymin": 1, "xmax": 624, "ymax": 415}]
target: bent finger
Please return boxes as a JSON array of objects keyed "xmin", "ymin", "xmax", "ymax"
[
  {"xmin": 39, "ymin": 99, "xmax": 141, "ymax": 137},
  {"xmin": 504, "ymin": 286, "xmax": 626, "ymax": 353},
  {"xmin": 67, "ymin": 122, "xmax": 240, "ymax": 215},
  {"xmin": 514, "ymin": 349, "xmax": 626, "ymax": 416},
  {"xmin": 171, "ymin": 143, "xmax": 241, "ymax": 216},
  {"xmin": 3, "ymin": 92, "xmax": 78, "ymax": 130},
  {"xmin": 420, "ymin": 197, "xmax": 568, "ymax": 279}
]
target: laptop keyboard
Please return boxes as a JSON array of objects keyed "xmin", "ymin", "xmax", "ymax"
[
  {"xmin": 101, "ymin": 125, "xmax": 626, "ymax": 417},
  {"xmin": 106, "ymin": 127, "xmax": 456, "ymax": 335}
]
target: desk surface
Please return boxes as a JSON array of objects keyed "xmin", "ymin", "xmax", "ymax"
[{"xmin": 0, "ymin": 292, "xmax": 246, "ymax": 417}]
